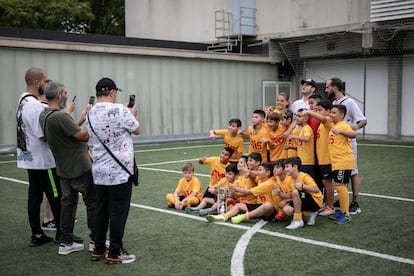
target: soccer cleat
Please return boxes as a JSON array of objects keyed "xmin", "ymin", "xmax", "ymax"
[
  {"xmin": 231, "ymin": 214, "xmax": 245, "ymax": 224},
  {"xmin": 285, "ymin": 219, "xmax": 304, "ymax": 230},
  {"xmin": 335, "ymin": 214, "xmax": 352, "ymax": 224},
  {"xmin": 105, "ymin": 249, "xmax": 136, "ymax": 264},
  {"xmin": 30, "ymin": 233, "xmax": 53, "ymax": 247},
  {"xmin": 318, "ymin": 206, "xmax": 335, "ymax": 216},
  {"xmin": 349, "ymin": 201, "xmax": 362, "ymax": 215},
  {"xmin": 58, "ymin": 242, "xmax": 84, "ymax": 255},
  {"xmin": 329, "ymin": 210, "xmax": 345, "ymax": 220},
  {"xmin": 41, "ymin": 219, "xmax": 57, "ymax": 231},
  {"xmin": 307, "ymin": 212, "xmax": 318, "ymax": 226},
  {"xmin": 205, "ymin": 214, "xmax": 225, "ymax": 223}
]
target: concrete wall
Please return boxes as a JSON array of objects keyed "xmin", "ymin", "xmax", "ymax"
[
  {"xmin": 0, "ymin": 43, "xmax": 277, "ymax": 146},
  {"xmin": 126, "ymin": 0, "xmax": 371, "ymax": 43}
]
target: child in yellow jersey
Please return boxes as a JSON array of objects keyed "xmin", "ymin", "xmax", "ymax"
[
  {"xmin": 209, "ymin": 118, "xmax": 244, "ymax": 163},
  {"xmin": 326, "ymin": 104, "xmax": 356, "ymax": 224},
  {"xmin": 262, "ymin": 113, "xmax": 287, "ymax": 162},
  {"xmin": 230, "ymin": 155, "xmax": 258, "ymax": 206},
  {"xmin": 284, "ymin": 157, "xmax": 323, "ymax": 230},
  {"xmin": 303, "ymin": 101, "xmax": 335, "ymax": 216},
  {"xmin": 166, "ymin": 163, "xmax": 202, "ymax": 210},
  {"xmin": 204, "ymin": 153, "xmax": 261, "ymax": 221},
  {"xmin": 186, "ymin": 163, "xmax": 238, "ymax": 216},
  {"xmin": 280, "ymin": 109, "xmax": 297, "ymax": 157},
  {"xmin": 230, "ymin": 159, "xmax": 293, "ymax": 224},
  {"xmin": 288, "ymin": 108, "xmax": 316, "ymax": 180},
  {"xmin": 243, "ymin": 110, "xmax": 271, "ymax": 162},
  {"xmin": 184, "ymin": 148, "xmax": 233, "ymax": 214},
  {"xmin": 206, "ymin": 162, "xmax": 275, "ymax": 223}
]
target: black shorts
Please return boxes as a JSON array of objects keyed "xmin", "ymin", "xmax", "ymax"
[
  {"xmin": 203, "ymin": 188, "xmax": 216, "ymax": 199},
  {"xmin": 332, "ymin": 170, "xmax": 352, "ymax": 184},
  {"xmin": 246, "ymin": 203, "xmax": 262, "ymax": 212},
  {"xmin": 319, "ymin": 164, "xmax": 332, "ymax": 179},
  {"xmin": 299, "ymin": 191, "xmax": 321, "ymax": 212}
]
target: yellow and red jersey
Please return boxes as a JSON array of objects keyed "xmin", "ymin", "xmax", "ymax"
[
  {"xmin": 296, "ymin": 124, "xmax": 315, "ymax": 165},
  {"xmin": 201, "ymin": 156, "xmax": 229, "ymax": 187},
  {"xmin": 175, "ymin": 176, "xmax": 203, "ymax": 200},
  {"xmin": 214, "ymin": 129, "xmax": 245, "ymax": 163},
  {"xmin": 328, "ymin": 121, "xmax": 355, "ymax": 171}
]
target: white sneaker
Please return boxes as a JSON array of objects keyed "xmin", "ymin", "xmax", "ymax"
[
  {"xmin": 58, "ymin": 242, "xmax": 84, "ymax": 255},
  {"xmin": 106, "ymin": 249, "xmax": 136, "ymax": 264},
  {"xmin": 286, "ymin": 219, "xmax": 304, "ymax": 230},
  {"xmin": 89, "ymin": 240, "xmax": 110, "ymax": 252},
  {"xmin": 307, "ymin": 212, "xmax": 318, "ymax": 226}
]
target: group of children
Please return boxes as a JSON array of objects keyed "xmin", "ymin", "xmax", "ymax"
[{"xmin": 165, "ymin": 96, "xmax": 356, "ymax": 229}]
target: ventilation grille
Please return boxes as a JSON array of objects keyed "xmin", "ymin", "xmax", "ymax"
[{"xmin": 370, "ymin": 0, "xmax": 414, "ymax": 22}]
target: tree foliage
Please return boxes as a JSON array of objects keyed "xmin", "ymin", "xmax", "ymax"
[{"xmin": 0, "ymin": 0, "xmax": 125, "ymax": 35}]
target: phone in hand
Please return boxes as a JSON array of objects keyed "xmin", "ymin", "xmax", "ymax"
[
  {"xmin": 128, "ymin": 95, "xmax": 136, "ymax": 108},
  {"xmin": 88, "ymin": 96, "xmax": 95, "ymax": 105},
  {"xmin": 72, "ymin": 96, "xmax": 77, "ymax": 102}
]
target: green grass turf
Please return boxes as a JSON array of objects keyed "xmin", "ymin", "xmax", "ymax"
[{"xmin": 0, "ymin": 140, "xmax": 413, "ymax": 275}]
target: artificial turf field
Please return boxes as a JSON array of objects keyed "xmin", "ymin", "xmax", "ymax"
[{"xmin": 0, "ymin": 139, "xmax": 413, "ymax": 276}]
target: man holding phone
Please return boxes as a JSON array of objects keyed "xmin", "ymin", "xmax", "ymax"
[{"xmin": 86, "ymin": 77, "xmax": 140, "ymax": 264}]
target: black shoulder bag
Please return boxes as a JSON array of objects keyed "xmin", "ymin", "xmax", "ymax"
[{"xmin": 87, "ymin": 113, "xmax": 139, "ymax": 186}]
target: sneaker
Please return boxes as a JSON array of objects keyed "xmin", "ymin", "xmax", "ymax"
[
  {"xmin": 285, "ymin": 219, "xmax": 304, "ymax": 230},
  {"xmin": 319, "ymin": 206, "xmax": 336, "ymax": 216},
  {"xmin": 231, "ymin": 214, "xmax": 245, "ymax": 224},
  {"xmin": 198, "ymin": 208, "xmax": 212, "ymax": 217},
  {"xmin": 30, "ymin": 233, "xmax": 53, "ymax": 247},
  {"xmin": 106, "ymin": 249, "xmax": 136, "ymax": 264},
  {"xmin": 41, "ymin": 219, "xmax": 57, "ymax": 231},
  {"xmin": 89, "ymin": 240, "xmax": 110, "ymax": 252},
  {"xmin": 329, "ymin": 210, "xmax": 345, "ymax": 220},
  {"xmin": 91, "ymin": 251, "xmax": 105, "ymax": 261},
  {"xmin": 307, "ymin": 212, "xmax": 318, "ymax": 226},
  {"xmin": 185, "ymin": 206, "xmax": 197, "ymax": 214},
  {"xmin": 335, "ymin": 214, "xmax": 352, "ymax": 224},
  {"xmin": 206, "ymin": 214, "xmax": 225, "ymax": 223},
  {"xmin": 349, "ymin": 201, "xmax": 362, "ymax": 215},
  {"xmin": 58, "ymin": 242, "xmax": 84, "ymax": 255}
]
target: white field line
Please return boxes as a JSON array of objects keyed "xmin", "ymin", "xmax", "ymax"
[
  {"xmin": 231, "ymin": 220, "xmax": 268, "ymax": 276},
  {"xmin": 1, "ymin": 177, "xmax": 414, "ymax": 266},
  {"xmin": 131, "ymin": 202, "xmax": 414, "ymax": 266}
]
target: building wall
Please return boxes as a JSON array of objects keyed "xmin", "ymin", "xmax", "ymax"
[
  {"xmin": 0, "ymin": 46, "xmax": 276, "ymax": 146},
  {"xmin": 402, "ymin": 55, "xmax": 414, "ymax": 136},
  {"xmin": 305, "ymin": 58, "xmax": 389, "ymax": 136},
  {"xmin": 125, "ymin": 0, "xmax": 371, "ymax": 43}
]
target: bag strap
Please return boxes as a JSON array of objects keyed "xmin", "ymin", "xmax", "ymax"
[
  {"xmin": 16, "ymin": 94, "xmax": 37, "ymax": 121},
  {"xmin": 41, "ymin": 109, "xmax": 57, "ymax": 133},
  {"xmin": 87, "ymin": 112, "xmax": 133, "ymax": 177}
]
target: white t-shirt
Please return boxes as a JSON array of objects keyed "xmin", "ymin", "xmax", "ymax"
[
  {"xmin": 86, "ymin": 102, "xmax": 140, "ymax": 185},
  {"xmin": 291, "ymin": 98, "xmax": 309, "ymax": 114},
  {"xmin": 16, "ymin": 92, "xmax": 56, "ymax": 169},
  {"xmin": 333, "ymin": 96, "xmax": 366, "ymax": 126}
]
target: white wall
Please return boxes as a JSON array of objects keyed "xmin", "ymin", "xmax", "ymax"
[
  {"xmin": 305, "ymin": 58, "xmax": 389, "ymax": 136},
  {"xmin": 125, "ymin": 0, "xmax": 230, "ymax": 43},
  {"xmin": 402, "ymin": 55, "xmax": 414, "ymax": 136},
  {"xmin": 125, "ymin": 0, "xmax": 371, "ymax": 43}
]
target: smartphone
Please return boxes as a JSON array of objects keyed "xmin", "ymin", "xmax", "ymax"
[
  {"xmin": 88, "ymin": 96, "xmax": 95, "ymax": 105},
  {"xmin": 128, "ymin": 95, "xmax": 136, "ymax": 108},
  {"xmin": 72, "ymin": 96, "xmax": 77, "ymax": 102}
]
